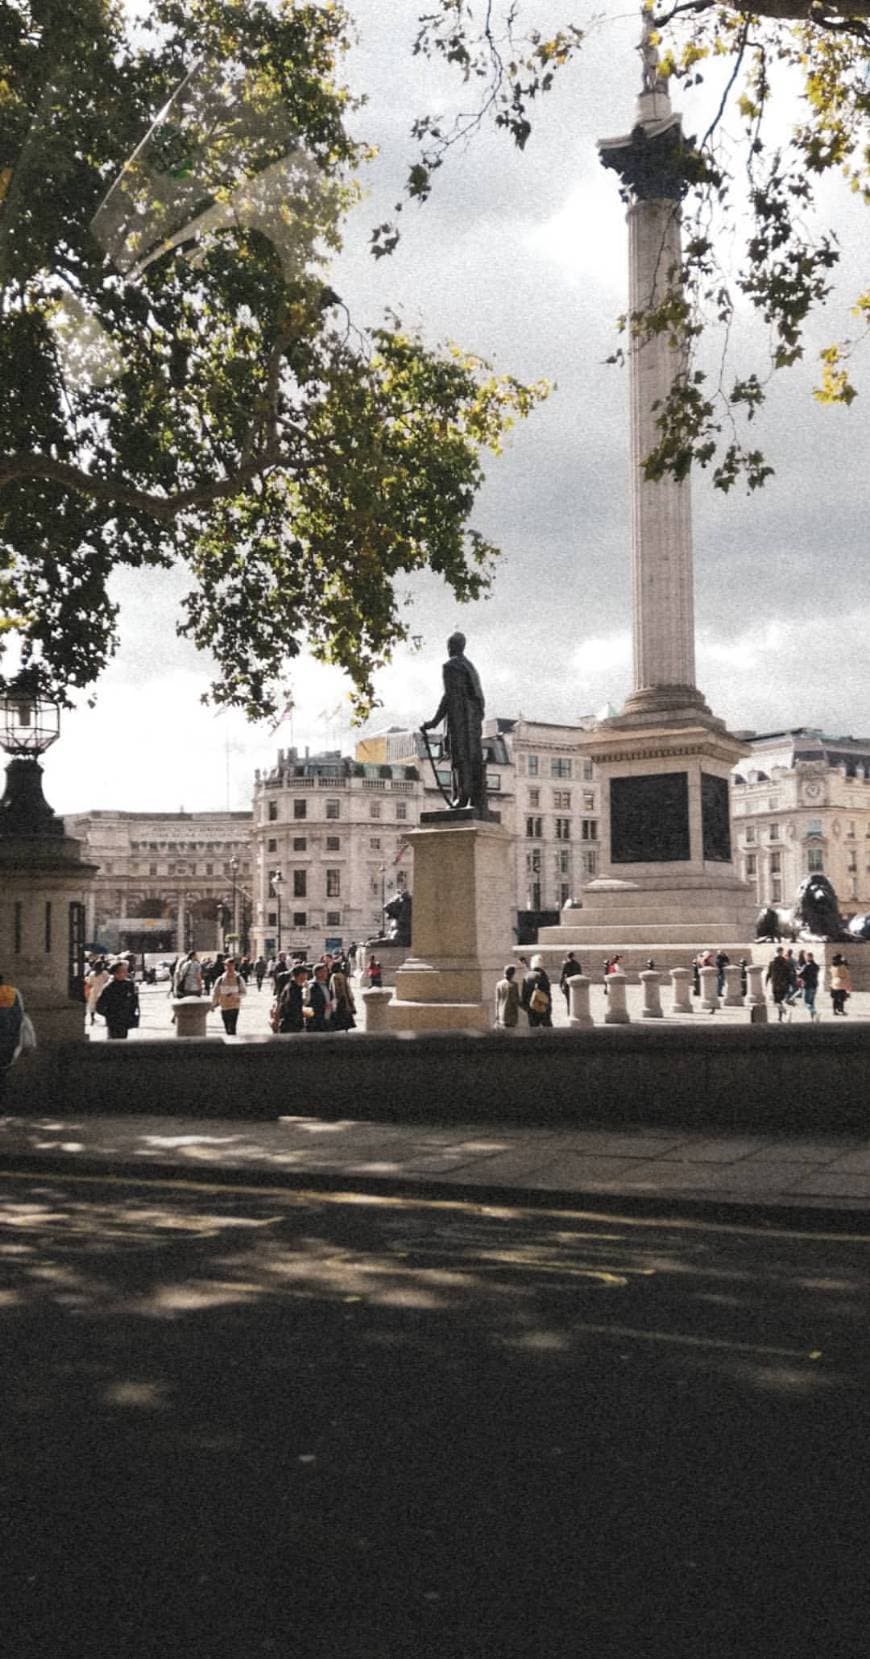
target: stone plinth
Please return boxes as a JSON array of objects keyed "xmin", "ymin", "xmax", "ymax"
[
  {"xmin": 0, "ymin": 757, "xmax": 97, "ymax": 1042},
  {"xmin": 385, "ymin": 818, "xmax": 513, "ymax": 1032},
  {"xmin": 357, "ymin": 942, "xmax": 409, "ymax": 990}
]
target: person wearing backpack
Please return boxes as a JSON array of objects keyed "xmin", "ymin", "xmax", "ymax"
[
  {"xmin": 174, "ymin": 951, "xmax": 203, "ymax": 998},
  {"xmin": 521, "ymin": 954, "xmax": 552, "ymax": 1028}
]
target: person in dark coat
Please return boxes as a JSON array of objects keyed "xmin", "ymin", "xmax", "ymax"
[
  {"xmin": 307, "ymin": 964, "xmax": 332, "ymax": 1032},
  {"xmin": 521, "ymin": 954, "xmax": 553, "ymax": 1028},
  {"xmin": 765, "ymin": 947, "xmax": 792, "ymax": 1021},
  {"xmin": 559, "ymin": 952, "xmax": 583, "ymax": 1008},
  {"xmin": 96, "ymin": 960, "xmax": 140, "ymax": 1040},
  {"xmin": 276, "ymin": 966, "xmax": 308, "ymax": 1033}
]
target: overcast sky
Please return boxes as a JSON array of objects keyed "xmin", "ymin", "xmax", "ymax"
[{"xmin": 40, "ymin": 2, "xmax": 870, "ymax": 815}]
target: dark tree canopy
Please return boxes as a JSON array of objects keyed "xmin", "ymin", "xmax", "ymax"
[{"xmin": 0, "ymin": 0, "xmax": 545, "ymax": 715}]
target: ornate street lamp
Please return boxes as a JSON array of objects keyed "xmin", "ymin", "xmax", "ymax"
[
  {"xmin": 0, "ymin": 678, "xmax": 63, "ymax": 837},
  {"xmin": 230, "ymin": 855, "xmax": 239, "ymax": 943}
]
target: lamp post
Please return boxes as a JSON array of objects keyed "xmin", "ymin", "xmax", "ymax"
[
  {"xmin": 230, "ymin": 855, "xmax": 239, "ymax": 945},
  {"xmin": 271, "ymin": 870, "xmax": 283, "ymax": 954},
  {"xmin": 379, "ymin": 863, "xmax": 386, "ymax": 929}
]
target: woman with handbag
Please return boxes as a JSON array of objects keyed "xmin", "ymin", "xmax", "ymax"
[
  {"xmin": 211, "ymin": 957, "xmax": 247, "ymax": 1035},
  {"xmin": 521, "ymin": 954, "xmax": 553, "ymax": 1029}
]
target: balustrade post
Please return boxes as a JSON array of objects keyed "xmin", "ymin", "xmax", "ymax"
[{"xmin": 567, "ymin": 973, "xmax": 593, "ymax": 1028}]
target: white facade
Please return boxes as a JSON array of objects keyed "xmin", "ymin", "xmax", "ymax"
[
  {"xmin": 501, "ymin": 719, "xmax": 601, "ymax": 917},
  {"xmin": 732, "ymin": 730, "xmax": 870, "ymax": 915},
  {"xmin": 63, "ymin": 809, "xmax": 254, "ymax": 954}
]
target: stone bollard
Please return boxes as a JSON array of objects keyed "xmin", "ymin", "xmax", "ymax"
[
  {"xmin": 603, "ymin": 970, "xmax": 630, "ymax": 1025},
  {"xmin": 744, "ymin": 962, "xmax": 768, "ymax": 1024},
  {"xmin": 670, "ymin": 967, "xmax": 693, "ymax": 1014},
  {"xmin": 566, "ymin": 974, "xmax": 593, "ymax": 1028},
  {"xmin": 640, "ymin": 970, "xmax": 663, "ymax": 1019},
  {"xmin": 699, "ymin": 966, "xmax": 719, "ymax": 1012},
  {"xmin": 722, "ymin": 963, "xmax": 744, "ymax": 1007},
  {"xmin": 173, "ymin": 997, "xmax": 209, "ymax": 1038},
  {"xmin": 362, "ymin": 987, "xmax": 394, "ymax": 1033}
]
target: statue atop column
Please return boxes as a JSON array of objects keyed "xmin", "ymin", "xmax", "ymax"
[{"xmin": 421, "ymin": 632, "xmax": 487, "ymax": 817}]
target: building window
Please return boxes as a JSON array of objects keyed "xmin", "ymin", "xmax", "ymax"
[
  {"xmin": 581, "ymin": 819, "xmax": 597, "ymax": 841},
  {"xmin": 293, "ymin": 870, "xmax": 307, "ymax": 898},
  {"xmin": 325, "ymin": 800, "xmax": 340, "ymax": 820},
  {"xmin": 486, "ymin": 772, "xmax": 501, "ymax": 792},
  {"xmin": 326, "ymin": 912, "xmax": 342, "ymax": 928},
  {"xmin": 847, "ymin": 850, "xmax": 857, "ymax": 871},
  {"xmin": 267, "ymin": 838, "xmax": 277, "ymax": 852},
  {"xmin": 528, "ymin": 788, "xmax": 540, "ymax": 809},
  {"xmin": 293, "ymin": 800, "xmax": 307, "ymax": 820},
  {"xmin": 293, "ymin": 912, "xmax": 307, "ymax": 928},
  {"xmin": 745, "ymin": 825, "xmax": 756, "ymax": 844},
  {"xmin": 746, "ymin": 854, "xmax": 757, "ymax": 877},
  {"xmin": 326, "ymin": 836, "xmax": 340, "ymax": 852},
  {"xmin": 769, "ymin": 823, "xmax": 780, "ymax": 841},
  {"xmin": 807, "ymin": 848, "xmax": 824, "ymax": 873},
  {"xmin": 326, "ymin": 869, "xmax": 340, "ymax": 898},
  {"xmin": 150, "ymin": 864, "xmax": 157, "ymax": 875},
  {"xmin": 526, "ymin": 849, "xmax": 542, "ymax": 874},
  {"xmin": 396, "ymin": 802, "xmax": 408, "ymax": 820},
  {"xmin": 555, "ymin": 817, "xmax": 571, "ymax": 841},
  {"xmin": 551, "ymin": 758, "xmax": 572, "ymax": 779},
  {"xmin": 558, "ymin": 849, "xmax": 570, "ymax": 875},
  {"xmin": 293, "ymin": 837, "xmax": 307, "ymax": 852},
  {"xmin": 526, "ymin": 816, "xmax": 543, "ymax": 839},
  {"xmin": 582, "ymin": 761, "xmax": 594, "ymax": 781},
  {"xmin": 770, "ymin": 852, "xmax": 781, "ymax": 874},
  {"xmin": 581, "ymin": 849, "xmax": 598, "ymax": 876},
  {"xmin": 560, "ymin": 882, "xmax": 571, "ymax": 907},
  {"xmin": 772, "ymin": 879, "xmax": 782, "ymax": 903},
  {"xmin": 267, "ymin": 911, "xmax": 277, "ymax": 927},
  {"xmin": 553, "ymin": 790, "xmax": 571, "ymax": 810},
  {"xmin": 583, "ymin": 791, "xmax": 595, "ymax": 812},
  {"xmin": 526, "ymin": 755, "xmax": 539, "ymax": 777},
  {"xmin": 206, "ymin": 863, "xmax": 213, "ymax": 875},
  {"xmin": 370, "ymin": 837, "xmax": 381, "ymax": 850},
  {"xmin": 268, "ymin": 801, "xmax": 278, "ymax": 821},
  {"xmin": 370, "ymin": 802, "xmax": 381, "ymax": 819}
]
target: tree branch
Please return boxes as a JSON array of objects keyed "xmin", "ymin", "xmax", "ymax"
[{"xmin": 0, "ymin": 445, "xmax": 287, "ymax": 521}]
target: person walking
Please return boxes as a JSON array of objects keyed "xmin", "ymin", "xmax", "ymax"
[
  {"xmin": 96, "ymin": 960, "xmax": 140, "ymax": 1040},
  {"xmin": 329, "ymin": 961, "xmax": 356, "ymax": 1031},
  {"xmin": 306, "ymin": 963, "xmax": 333, "ymax": 1032},
  {"xmin": 495, "ymin": 964, "xmax": 521, "ymax": 1028},
  {"xmin": 85, "ymin": 958, "xmax": 111, "ymax": 1028},
  {"xmin": 800, "ymin": 952, "xmax": 820, "ymax": 1021},
  {"xmin": 765, "ymin": 946, "xmax": 792, "ymax": 1021},
  {"xmin": 211, "ymin": 957, "xmax": 247, "ymax": 1035},
  {"xmin": 559, "ymin": 951, "xmax": 583, "ymax": 1010},
  {"xmin": 276, "ymin": 965, "xmax": 309, "ymax": 1033},
  {"xmin": 254, "ymin": 955, "xmax": 267, "ymax": 992},
  {"xmin": 783, "ymin": 949, "xmax": 799, "ymax": 1008},
  {"xmin": 174, "ymin": 951, "xmax": 203, "ymax": 999},
  {"xmin": 0, "ymin": 975, "xmax": 34, "ymax": 1070},
  {"xmin": 521, "ymin": 954, "xmax": 553, "ymax": 1029},
  {"xmin": 715, "ymin": 950, "xmax": 730, "ymax": 998},
  {"xmin": 830, "ymin": 953, "xmax": 852, "ymax": 1015},
  {"xmin": 366, "ymin": 954, "xmax": 383, "ymax": 989}
]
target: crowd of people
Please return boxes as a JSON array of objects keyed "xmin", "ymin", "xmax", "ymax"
[{"xmin": 68, "ymin": 937, "xmax": 861, "ymax": 1047}]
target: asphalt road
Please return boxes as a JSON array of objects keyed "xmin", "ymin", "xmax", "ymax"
[{"xmin": 2, "ymin": 1170, "xmax": 868, "ymax": 1658}]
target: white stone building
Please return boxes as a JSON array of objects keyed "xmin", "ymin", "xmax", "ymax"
[
  {"xmin": 732, "ymin": 729, "xmax": 870, "ymax": 915},
  {"xmin": 64, "ymin": 810, "xmax": 254, "ymax": 956},
  {"xmin": 498, "ymin": 718, "xmax": 601, "ymax": 927}
]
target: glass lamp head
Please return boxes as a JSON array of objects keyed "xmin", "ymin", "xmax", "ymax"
[{"xmin": 0, "ymin": 684, "xmax": 61, "ymax": 757}]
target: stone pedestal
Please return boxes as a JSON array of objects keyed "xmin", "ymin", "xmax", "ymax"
[
  {"xmin": 699, "ymin": 966, "xmax": 719, "ymax": 1012},
  {"xmin": 745, "ymin": 963, "xmax": 767, "ymax": 1018},
  {"xmin": 566, "ymin": 973, "xmax": 593, "ymax": 1028},
  {"xmin": 722, "ymin": 964, "xmax": 745, "ymax": 1007},
  {"xmin": 357, "ymin": 942, "xmax": 409, "ymax": 991},
  {"xmin": 173, "ymin": 997, "xmax": 209, "ymax": 1038},
  {"xmin": 604, "ymin": 971, "xmax": 630, "ymax": 1024},
  {"xmin": 0, "ymin": 758, "xmax": 97, "ymax": 1043},
  {"xmin": 385, "ymin": 818, "xmax": 513, "ymax": 1032},
  {"xmin": 361, "ymin": 988, "xmax": 394, "ymax": 1033},
  {"xmin": 670, "ymin": 967, "xmax": 692, "ymax": 1014},
  {"xmin": 640, "ymin": 970, "xmax": 663, "ymax": 1018}
]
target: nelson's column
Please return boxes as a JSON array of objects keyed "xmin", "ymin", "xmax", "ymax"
[{"xmin": 538, "ymin": 15, "xmax": 757, "ymax": 976}]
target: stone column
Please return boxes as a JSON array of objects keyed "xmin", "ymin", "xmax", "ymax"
[
  {"xmin": 604, "ymin": 970, "xmax": 630, "ymax": 1024},
  {"xmin": 567, "ymin": 973, "xmax": 593, "ymax": 1028},
  {"xmin": 173, "ymin": 997, "xmax": 208, "ymax": 1038},
  {"xmin": 640, "ymin": 969, "xmax": 663, "ymax": 1018},
  {"xmin": 670, "ymin": 967, "xmax": 692, "ymax": 1014},
  {"xmin": 745, "ymin": 962, "xmax": 768, "ymax": 1024},
  {"xmin": 699, "ymin": 965, "xmax": 719, "ymax": 1012},
  {"xmin": 722, "ymin": 963, "xmax": 744, "ymax": 1007}
]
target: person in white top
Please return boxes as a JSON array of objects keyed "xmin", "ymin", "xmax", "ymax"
[{"xmin": 211, "ymin": 957, "xmax": 247, "ymax": 1035}]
